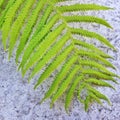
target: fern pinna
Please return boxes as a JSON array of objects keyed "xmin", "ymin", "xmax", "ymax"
[{"xmin": 0, "ymin": 0, "xmax": 119, "ymax": 112}]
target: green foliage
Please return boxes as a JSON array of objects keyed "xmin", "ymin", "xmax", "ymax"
[{"xmin": 0, "ymin": 0, "xmax": 119, "ymax": 112}]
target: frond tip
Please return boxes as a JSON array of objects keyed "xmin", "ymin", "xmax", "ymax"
[{"xmin": 0, "ymin": 0, "xmax": 118, "ymax": 112}]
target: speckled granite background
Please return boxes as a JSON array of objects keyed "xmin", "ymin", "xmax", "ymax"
[{"xmin": 0, "ymin": 0, "xmax": 120, "ymax": 120}]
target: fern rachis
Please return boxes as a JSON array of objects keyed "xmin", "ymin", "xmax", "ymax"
[{"xmin": 0, "ymin": 0, "xmax": 119, "ymax": 112}]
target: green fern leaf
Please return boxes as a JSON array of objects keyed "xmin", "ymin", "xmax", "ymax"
[
  {"xmin": 18, "ymin": 14, "xmax": 59, "ymax": 70},
  {"xmin": 84, "ymin": 95, "xmax": 91, "ymax": 111},
  {"xmin": 77, "ymin": 49, "xmax": 115, "ymax": 69},
  {"xmin": 0, "ymin": 0, "xmax": 15, "ymax": 29},
  {"xmin": 85, "ymin": 78, "xmax": 115, "ymax": 89},
  {"xmin": 74, "ymin": 39, "xmax": 112, "ymax": 58},
  {"xmin": 86, "ymin": 84, "xmax": 111, "ymax": 105},
  {"xmin": 40, "ymin": 56, "xmax": 77, "ymax": 104},
  {"xmin": 15, "ymin": 0, "xmax": 47, "ymax": 63},
  {"xmin": 82, "ymin": 69, "xmax": 117, "ymax": 83},
  {"xmin": 71, "ymin": 28, "xmax": 115, "ymax": 50},
  {"xmin": 89, "ymin": 92, "xmax": 102, "ymax": 105},
  {"xmin": 0, "ymin": 1, "xmax": 119, "ymax": 112},
  {"xmin": 9, "ymin": 0, "xmax": 35, "ymax": 58},
  {"xmin": 30, "ymin": 5, "xmax": 53, "ymax": 40},
  {"xmin": 28, "ymin": 32, "xmax": 70, "ymax": 81},
  {"xmin": 1, "ymin": 0, "xmax": 24, "ymax": 49},
  {"xmin": 22, "ymin": 23, "xmax": 65, "ymax": 76},
  {"xmin": 57, "ymin": 4, "xmax": 112, "ymax": 12},
  {"xmin": 34, "ymin": 45, "xmax": 73, "ymax": 89},
  {"xmin": 80, "ymin": 60, "xmax": 116, "ymax": 76},
  {"xmin": 50, "ymin": 66, "xmax": 79, "ymax": 108},
  {"xmin": 65, "ymin": 75, "xmax": 83, "ymax": 111},
  {"xmin": 65, "ymin": 16, "xmax": 112, "ymax": 28}
]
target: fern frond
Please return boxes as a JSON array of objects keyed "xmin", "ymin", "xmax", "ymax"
[
  {"xmin": 50, "ymin": 66, "xmax": 79, "ymax": 108},
  {"xmin": 65, "ymin": 16, "xmax": 112, "ymax": 28},
  {"xmin": 31, "ymin": 5, "xmax": 53, "ymax": 40},
  {"xmin": 78, "ymin": 83, "xmax": 110, "ymax": 110},
  {"xmin": 85, "ymin": 78, "xmax": 115, "ymax": 90},
  {"xmin": 18, "ymin": 14, "xmax": 59, "ymax": 70},
  {"xmin": 77, "ymin": 49, "xmax": 115, "ymax": 69},
  {"xmin": 1, "ymin": 0, "xmax": 24, "ymax": 49},
  {"xmin": 79, "ymin": 60, "xmax": 116, "ymax": 76},
  {"xmin": 28, "ymin": 32, "xmax": 70, "ymax": 81},
  {"xmin": 84, "ymin": 91, "xmax": 103, "ymax": 111},
  {"xmin": 22, "ymin": 24, "xmax": 65, "ymax": 76},
  {"xmin": 84, "ymin": 94, "xmax": 91, "ymax": 111},
  {"xmin": 0, "ymin": 1, "xmax": 118, "ymax": 112},
  {"xmin": 34, "ymin": 45, "xmax": 73, "ymax": 89},
  {"xmin": 9, "ymin": 0, "xmax": 35, "ymax": 58},
  {"xmin": 15, "ymin": 0, "xmax": 48, "ymax": 63},
  {"xmin": 86, "ymin": 84, "xmax": 111, "ymax": 105},
  {"xmin": 82, "ymin": 69, "xmax": 117, "ymax": 83},
  {"xmin": 89, "ymin": 92, "xmax": 102, "ymax": 105},
  {"xmin": 70, "ymin": 28, "xmax": 115, "ymax": 50},
  {"xmin": 40, "ymin": 56, "xmax": 77, "ymax": 104},
  {"xmin": 74, "ymin": 39, "xmax": 112, "ymax": 58},
  {"xmin": 65, "ymin": 75, "xmax": 83, "ymax": 111},
  {"xmin": 57, "ymin": 4, "xmax": 112, "ymax": 12},
  {"xmin": 0, "ymin": 0, "xmax": 15, "ymax": 29}
]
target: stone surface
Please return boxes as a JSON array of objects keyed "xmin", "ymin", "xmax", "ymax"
[{"xmin": 0, "ymin": 0, "xmax": 120, "ymax": 120}]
